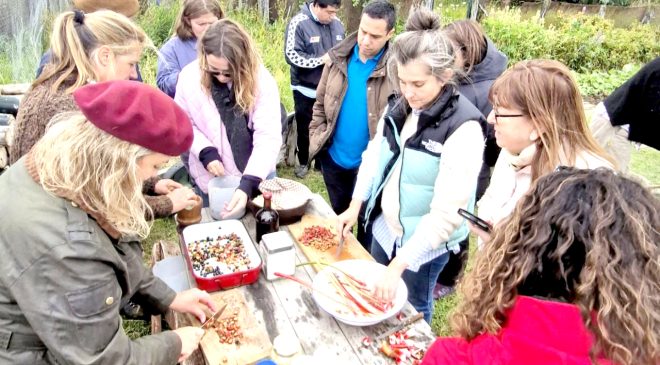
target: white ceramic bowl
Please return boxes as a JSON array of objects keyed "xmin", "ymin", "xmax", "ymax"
[{"xmin": 312, "ymin": 259, "xmax": 408, "ymax": 326}]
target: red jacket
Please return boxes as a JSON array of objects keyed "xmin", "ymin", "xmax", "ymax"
[{"xmin": 422, "ymin": 296, "xmax": 614, "ymax": 365}]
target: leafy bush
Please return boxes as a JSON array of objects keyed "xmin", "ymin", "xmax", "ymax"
[
  {"xmin": 482, "ymin": 10, "xmax": 660, "ymax": 72},
  {"xmin": 482, "ymin": 10, "xmax": 553, "ymax": 62},
  {"xmin": 574, "ymin": 63, "xmax": 640, "ymax": 99}
]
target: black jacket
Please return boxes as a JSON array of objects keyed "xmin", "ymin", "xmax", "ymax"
[
  {"xmin": 284, "ymin": 2, "xmax": 345, "ymax": 89},
  {"xmin": 604, "ymin": 56, "xmax": 660, "ymax": 150},
  {"xmin": 457, "ymin": 37, "xmax": 508, "ymax": 117},
  {"xmin": 457, "ymin": 37, "xmax": 508, "ymax": 167}
]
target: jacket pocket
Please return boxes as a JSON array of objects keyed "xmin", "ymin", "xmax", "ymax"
[
  {"xmin": 66, "ymin": 279, "xmax": 121, "ymax": 318},
  {"xmin": 65, "ymin": 279, "xmax": 122, "ymax": 354}
]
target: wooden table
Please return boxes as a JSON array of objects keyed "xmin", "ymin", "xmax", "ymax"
[{"xmin": 155, "ymin": 194, "xmax": 437, "ymax": 365}]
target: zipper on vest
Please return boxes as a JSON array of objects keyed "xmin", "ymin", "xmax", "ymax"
[{"xmin": 397, "ymin": 146, "xmax": 405, "ymax": 249}]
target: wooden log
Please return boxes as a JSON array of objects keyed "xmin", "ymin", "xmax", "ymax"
[{"xmin": 0, "ymin": 83, "xmax": 30, "ymax": 95}]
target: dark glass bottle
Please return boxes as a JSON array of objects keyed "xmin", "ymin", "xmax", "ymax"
[{"xmin": 256, "ymin": 192, "xmax": 279, "ymax": 243}]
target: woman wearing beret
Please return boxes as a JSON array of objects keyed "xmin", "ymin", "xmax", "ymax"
[
  {"xmin": 422, "ymin": 168, "xmax": 659, "ymax": 365},
  {"xmin": 0, "ymin": 81, "xmax": 216, "ymax": 365},
  {"xmin": 11, "ymin": 9, "xmax": 197, "ymax": 217},
  {"xmin": 175, "ymin": 19, "xmax": 282, "ymax": 216}
]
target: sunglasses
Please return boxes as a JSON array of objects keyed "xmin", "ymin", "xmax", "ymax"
[{"xmin": 204, "ymin": 68, "xmax": 232, "ymax": 78}]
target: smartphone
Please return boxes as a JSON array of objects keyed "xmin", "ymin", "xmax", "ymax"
[{"xmin": 457, "ymin": 208, "xmax": 492, "ymax": 233}]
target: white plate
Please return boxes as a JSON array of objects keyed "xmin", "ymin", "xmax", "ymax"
[{"xmin": 312, "ymin": 259, "xmax": 408, "ymax": 326}]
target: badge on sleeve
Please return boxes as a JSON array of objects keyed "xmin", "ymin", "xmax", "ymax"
[
  {"xmin": 336, "ymin": 35, "xmax": 343, "ymax": 41},
  {"xmin": 310, "ymin": 36, "xmax": 320, "ymax": 43}
]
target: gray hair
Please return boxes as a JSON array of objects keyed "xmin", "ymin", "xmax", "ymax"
[{"xmin": 387, "ymin": 9, "xmax": 463, "ymax": 88}]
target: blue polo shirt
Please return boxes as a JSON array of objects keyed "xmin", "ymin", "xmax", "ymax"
[{"xmin": 328, "ymin": 44, "xmax": 384, "ymax": 169}]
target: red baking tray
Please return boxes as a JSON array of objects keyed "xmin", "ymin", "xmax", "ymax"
[{"xmin": 181, "ymin": 220, "xmax": 262, "ymax": 291}]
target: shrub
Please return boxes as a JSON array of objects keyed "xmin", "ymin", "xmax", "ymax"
[
  {"xmin": 574, "ymin": 63, "xmax": 641, "ymax": 99},
  {"xmin": 482, "ymin": 9, "xmax": 660, "ymax": 72},
  {"xmin": 482, "ymin": 10, "xmax": 553, "ymax": 62}
]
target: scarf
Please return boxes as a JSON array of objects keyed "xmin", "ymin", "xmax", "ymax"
[
  {"xmin": 504, "ymin": 143, "xmax": 537, "ymax": 171},
  {"xmin": 210, "ymin": 79, "xmax": 253, "ymax": 173}
]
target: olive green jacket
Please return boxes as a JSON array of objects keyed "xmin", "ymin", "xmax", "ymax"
[{"xmin": 0, "ymin": 157, "xmax": 181, "ymax": 364}]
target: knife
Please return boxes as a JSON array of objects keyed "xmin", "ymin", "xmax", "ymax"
[
  {"xmin": 334, "ymin": 233, "xmax": 345, "ymax": 258},
  {"xmin": 200, "ymin": 303, "xmax": 227, "ymax": 329}
]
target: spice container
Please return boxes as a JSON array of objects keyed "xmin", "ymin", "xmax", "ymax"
[{"xmin": 259, "ymin": 231, "xmax": 295, "ymax": 281}]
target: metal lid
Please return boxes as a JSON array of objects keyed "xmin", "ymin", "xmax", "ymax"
[{"xmin": 262, "ymin": 231, "xmax": 294, "ymax": 254}]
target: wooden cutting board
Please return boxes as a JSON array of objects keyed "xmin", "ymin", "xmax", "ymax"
[
  {"xmin": 287, "ymin": 214, "xmax": 374, "ymax": 271},
  {"xmin": 200, "ymin": 289, "xmax": 272, "ymax": 365}
]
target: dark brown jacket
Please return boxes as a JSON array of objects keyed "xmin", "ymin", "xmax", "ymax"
[
  {"xmin": 308, "ymin": 32, "xmax": 395, "ymax": 162},
  {"xmin": 9, "ymin": 74, "xmax": 173, "ymax": 217}
]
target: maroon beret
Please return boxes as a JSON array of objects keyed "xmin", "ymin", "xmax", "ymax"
[{"xmin": 73, "ymin": 80, "xmax": 193, "ymax": 156}]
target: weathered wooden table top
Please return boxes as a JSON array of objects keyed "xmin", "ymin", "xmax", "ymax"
[{"xmin": 157, "ymin": 194, "xmax": 437, "ymax": 365}]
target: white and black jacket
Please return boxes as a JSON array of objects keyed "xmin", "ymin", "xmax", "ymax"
[{"xmin": 284, "ymin": 2, "xmax": 345, "ymax": 89}]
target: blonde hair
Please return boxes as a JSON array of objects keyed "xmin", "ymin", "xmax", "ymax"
[
  {"xmin": 174, "ymin": 0, "xmax": 224, "ymax": 40},
  {"xmin": 489, "ymin": 59, "xmax": 615, "ymax": 180},
  {"xmin": 199, "ymin": 19, "xmax": 261, "ymax": 114},
  {"xmin": 388, "ymin": 9, "xmax": 463, "ymax": 99},
  {"xmin": 443, "ymin": 20, "xmax": 487, "ymax": 75},
  {"xmin": 36, "ymin": 10, "xmax": 150, "ymax": 94},
  {"xmin": 451, "ymin": 168, "xmax": 660, "ymax": 365},
  {"xmin": 32, "ymin": 112, "xmax": 152, "ymax": 238}
]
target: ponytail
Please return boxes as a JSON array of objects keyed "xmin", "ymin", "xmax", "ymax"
[{"xmin": 35, "ymin": 10, "xmax": 149, "ymax": 93}]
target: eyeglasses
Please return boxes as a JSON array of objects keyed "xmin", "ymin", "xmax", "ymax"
[
  {"xmin": 493, "ymin": 113, "xmax": 524, "ymax": 124},
  {"xmin": 204, "ymin": 68, "xmax": 232, "ymax": 78}
]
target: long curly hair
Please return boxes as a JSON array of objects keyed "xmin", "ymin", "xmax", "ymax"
[{"xmin": 452, "ymin": 168, "xmax": 660, "ymax": 365}]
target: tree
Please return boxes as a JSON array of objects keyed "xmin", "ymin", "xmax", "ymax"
[{"xmin": 343, "ymin": 0, "xmax": 364, "ymax": 34}]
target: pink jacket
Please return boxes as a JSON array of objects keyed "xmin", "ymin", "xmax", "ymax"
[
  {"xmin": 422, "ymin": 296, "xmax": 614, "ymax": 365},
  {"xmin": 174, "ymin": 61, "xmax": 282, "ymax": 193}
]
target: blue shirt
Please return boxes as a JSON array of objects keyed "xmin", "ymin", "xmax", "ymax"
[{"xmin": 329, "ymin": 44, "xmax": 384, "ymax": 169}]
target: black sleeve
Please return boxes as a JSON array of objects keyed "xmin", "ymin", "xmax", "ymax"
[
  {"xmin": 238, "ymin": 174, "xmax": 262, "ymax": 199},
  {"xmin": 199, "ymin": 147, "xmax": 221, "ymax": 168}
]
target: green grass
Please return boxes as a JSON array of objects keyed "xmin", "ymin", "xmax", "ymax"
[{"xmin": 630, "ymin": 146, "xmax": 660, "ymax": 186}]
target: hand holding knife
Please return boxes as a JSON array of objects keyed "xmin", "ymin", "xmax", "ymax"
[
  {"xmin": 200, "ymin": 303, "xmax": 227, "ymax": 329},
  {"xmin": 334, "ymin": 233, "xmax": 345, "ymax": 258}
]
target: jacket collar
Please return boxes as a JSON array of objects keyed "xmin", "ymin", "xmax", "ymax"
[
  {"xmin": 329, "ymin": 32, "xmax": 390, "ymax": 75},
  {"xmin": 25, "ymin": 150, "xmax": 121, "ymax": 239},
  {"xmin": 504, "ymin": 295, "xmax": 597, "ymax": 356}
]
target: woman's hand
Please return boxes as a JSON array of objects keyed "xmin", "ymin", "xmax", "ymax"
[
  {"xmin": 167, "ymin": 187, "xmax": 198, "ymax": 214},
  {"xmin": 468, "ymin": 221, "xmax": 492, "ymax": 243},
  {"xmin": 173, "ymin": 326, "xmax": 205, "ymax": 363},
  {"xmin": 337, "ymin": 200, "xmax": 362, "ymax": 240},
  {"xmin": 373, "ymin": 257, "xmax": 408, "ymax": 302},
  {"xmin": 206, "ymin": 160, "xmax": 225, "ymax": 177},
  {"xmin": 222, "ymin": 189, "xmax": 248, "ymax": 219},
  {"xmin": 169, "ymin": 288, "xmax": 217, "ymax": 323},
  {"xmin": 154, "ymin": 178, "xmax": 183, "ymax": 194}
]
